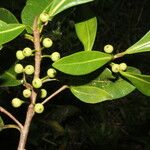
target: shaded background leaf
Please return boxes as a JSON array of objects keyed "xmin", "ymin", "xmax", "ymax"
[{"xmin": 75, "ymin": 17, "xmax": 97, "ymax": 51}]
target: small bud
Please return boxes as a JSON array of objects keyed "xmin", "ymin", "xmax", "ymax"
[
  {"xmin": 47, "ymin": 68, "xmax": 56, "ymax": 78},
  {"xmin": 119, "ymin": 63, "xmax": 127, "ymax": 71},
  {"xmin": 32, "ymin": 78, "xmax": 42, "ymax": 89},
  {"xmin": 40, "ymin": 89, "xmax": 47, "ymax": 98},
  {"xmin": 16, "ymin": 50, "xmax": 25, "ymax": 60},
  {"xmin": 104, "ymin": 44, "xmax": 114, "ymax": 53},
  {"xmin": 51, "ymin": 52, "xmax": 60, "ymax": 62},
  {"xmin": 39, "ymin": 13, "xmax": 49, "ymax": 23},
  {"xmin": 14, "ymin": 64, "xmax": 24, "ymax": 74},
  {"xmin": 23, "ymin": 89, "xmax": 32, "ymax": 98},
  {"xmin": 42, "ymin": 38, "xmax": 53, "ymax": 48},
  {"xmin": 111, "ymin": 64, "xmax": 120, "ymax": 73},
  {"xmin": 24, "ymin": 65, "xmax": 34, "ymax": 75},
  {"xmin": 11, "ymin": 98, "xmax": 23, "ymax": 108},
  {"xmin": 34, "ymin": 103, "xmax": 44, "ymax": 113},
  {"xmin": 23, "ymin": 47, "xmax": 32, "ymax": 57}
]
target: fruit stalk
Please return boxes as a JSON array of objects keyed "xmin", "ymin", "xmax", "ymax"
[{"xmin": 17, "ymin": 17, "xmax": 41, "ymax": 150}]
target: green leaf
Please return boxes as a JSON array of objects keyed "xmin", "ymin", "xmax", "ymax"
[
  {"xmin": 53, "ymin": 51, "xmax": 113, "ymax": 75},
  {"xmin": 0, "ymin": 23, "xmax": 25, "ymax": 45},
  {"xmin": 0, "ymin": 116, "xmax": 4, "ymax": 132},
  {"xmin": 75, "ymin": 17, "xmax": 97, "ymax": 51},
  {"xmin": 0, "ymin": 65, "xmax": 22, "ymax": 87},
  {"xmin": 120, "ymin": 71, "xmax": 150, "ymax": 96},
  {"xmin": 49, "ymin": 0, "xmax": 94, "ymax": 18},
  {"xmin": 70, "ymin": 85, "xmax": 112, "ymax": 103},
  {"xmin": 0, "ymin": 8, "xmax": 18, "ymax": 23},
  {"xmin": 21, "ymin": 0, "xmax": 52, "ymax": 33},
  {"xmin": 124, "ymin": 31, "xmax": 150, "ymax": 54},
  {"xmin": 87, "ymin": 67, "xmax": 140, "ymax": 99}
]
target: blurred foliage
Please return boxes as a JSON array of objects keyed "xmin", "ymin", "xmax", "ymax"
[{"xmin": 0, "ymin": 0, "xmax": 150, "ymax": 150}]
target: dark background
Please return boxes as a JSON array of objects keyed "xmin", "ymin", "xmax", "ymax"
[{"xmin": 0, "ymin": 0, "xmax": 150, "ymax": 150}]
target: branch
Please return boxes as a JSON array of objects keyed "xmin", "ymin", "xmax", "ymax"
[
  {"xmin": 0, "ymin": 106, "xmax": 23, "ymax": 130},
  {"xmin": 42, "ymin": 85, "xmax": 69, "ymax": 105}
]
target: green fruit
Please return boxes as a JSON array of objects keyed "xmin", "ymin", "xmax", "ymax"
[
  {"xmin": 23, "ymin": 47, "xmax": 32, "ymax": 57},
  {"xmin": 11, "ymin": 98, "xmax": 23, "ymax": 108},
  {"xmin": 14, "ymin": 64, "xmax": 24, "ymax": 74},
  {"xmin": 111, "ymin": 64, "xmax": 120, "ymax": 73},
  {"xmin": 34, "ymin": 103, "xmax": 44, "ymax": 113},
  {"xmin": 47, "ymin": 68, "xmax": 56, "ymax": 78},
  {"xmin": 32, "ymin": 78, "xmax": 42, "ymax": 88},
  {"xmin": 42, "ymin": 38, "xmax": 53, "ymax": 48},
  {"xmin": 104, "ymin": 44, "xmax": 114, "ymax": 53},
  {"xmin": 40, "ymin": 89, "xmax": 47, "ymax": 98},
  {"xmin": 23, "ymin": 89, "xmax": 31, "ymax": 98},
  {"xmin": 24, "ymin": 65, "xmax": 34, "ymax": 75},
  {"xmin": 51, "ymin": 52, "xmax": 60, "ymax": 62},
  {"xmin": 16, "ymin": 50, "xmax": 25, "ymax": 60},
  {"xmin": 39, "ymin": 13, "xmax": 49, "ymax": 23},
  {"xmin": 119, "ymin": 63, "xmax": 127, "ymax": 71}
]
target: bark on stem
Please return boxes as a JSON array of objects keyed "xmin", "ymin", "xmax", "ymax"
[{"xmin": 17, "ymin": 17, "xmax": 42, "ymax": 150}]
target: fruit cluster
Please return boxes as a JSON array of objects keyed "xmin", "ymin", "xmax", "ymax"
[{"xmin": 12, "ymin": 24, "xmax": 61, "ymax": 113}]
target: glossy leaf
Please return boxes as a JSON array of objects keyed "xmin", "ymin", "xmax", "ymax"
[
  {"xmin": 0, "ymin": 23, "xmax": 25, "ymax": 45},
  {"xmin": 0, "ymin": 8, "xmax": 18, "ymax": 23},
  {"xmin": 0, "ymin": 66, "xmax": 22, "ymax": 87},
  {"xmin": 49, "ymin": 0, "xmax": 94, "ymax": 18},
  {"xmin": 70, "ymin": 85, "xmax": 112, "ymax": 103},
  {"xmin": 21, "ymin": 0, "xmax": 52, "ymax": 33},
  {"xmin": 120, "ymin": 71, "xmax": 150, "ymax": 96},
  {"xmin": 87, "ymin": 67, "xmax": 140, "ymax": 99},
  {"xmin": 124, "ymin": 31, "xmax": 150, "ymax": 54},
  {"xmin": 53, "ymin": 51, "xmax": 113, "ymax": 75},
  {"xmin": 75, "ymin": 17, "xmax": 97, "ymax": 51}
]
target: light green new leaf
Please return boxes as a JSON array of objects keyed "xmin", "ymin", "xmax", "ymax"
[
  {"xmin": 70, "ymin": 85, "xmax": 112, "ymax": 104},
  {"xmin": 0, "ymin": 116, "xmax": 4, "ymax": 132},
  {"xmin": 87, "ymin": 67, "xmax": 140, "ymax": 99},
  {"xmin": 21, "ymin": 0, "xmax": 52, "ymax": 33},
  {"xmin": 120, "ymin": 71, "xmax": 150, "ymax": 96},
  {"xmin": 0, "ymin": 23, "xmax": 25, "ymax": 45},
  {"xmin": 49, "ymin": 0, "xmax": 94, "ymax": 18},
  {"xmin": 0, "ymin": 8, "xmax": 18, "ymax": 23},
  {"xmin": 124, "ymin": 31, "xmax": 150, "ymax": 54},
  {"xmin": 52, "ymin": 51, "xmax": 113, "ymax": 75},
  {"xmin": 0, "ymin": 65, "xmax": 22, "ymax": 87},
  {"xmin": 75, "ymin": 17, "xmax": 97, "ymax": 51}
]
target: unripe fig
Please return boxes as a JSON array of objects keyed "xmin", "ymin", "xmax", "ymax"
[
  {"xmin": 23, "ymin": 47, "xmax": 32, "ymax": 57},
  {"xmin": 11, "ymin": 98, "xmax": 23, "ymax": 108},
  {"xmin": 24, "ymin": 65, "xmax": 34, "ymax": 75},
  {"xmin": 42, "ymin": 38, "xmax": 53, "ymax": 48},
  {"xmin": 34, "ymin": 103, "xmax": 44, "ymax": 113},
  {"xmin": 39, "ymin": 13, "xmax": 49, "ymax": 23},
  {"xmin": 14, "ymin": 64, "xmax": 24, "ymax": 74},
  {"xmin": 47, "ymin": 68, "xmax": 56, "ymax": 78},
  {"xmin": 104, "ymin": 44, "xmax": 114, "ymax": 53},
  {"xmin": 119, "ymin": 63, "xmax": 127, "ymax": 71},
  {"xmin": 111, "ymin": 64, "xmax": 120, "ymax": 73},
  {"xmin": 32, "ymin": 78, "xmax": 42, "ymax": 88},
  {"xmin": 23, "ymin": 89, "xmax": 31, "ymax": 98},
  {"xmin": 16, "ymin": 50, "xmax": 25, "ymax": 60},
  {"xmin": 40, "ymin": 89, "xmax": 47, "ymax": 98},
  {"xmin": 51, "ymin": 52, "xmax": 60, "ymax": 62}
]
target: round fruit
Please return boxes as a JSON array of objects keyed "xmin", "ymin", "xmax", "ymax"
[
  {"xmin": 32, "ymin": 78, "xmax": 42, "ymax": 88},
  {"xmin": 16, "ymin": 50, "xmax": 25, "ymax": 60},
  {"xmin": 51, "ymin": 52, "xmax": 60, "ymax": 62},
  {"xmin": 34, "ymin": 103, "xmax": 44, "ymax": 113},
  {"xmin": 14, "ymin": 64, "xmax": 24, "ymax": 74},
  {"xmin": 23, "ymin": 89, "xmax": 31, "ymax": 98},
  {"xmin": 24, "ymin": 65, "xmax": 34, "ymax": 75},
  {"xmin": 111, "ymin": 64, "xmax": 120, "ymax": 73},
  {"xmin": 40, "ymin": 89, "xmax": 47, "ymax": 98},
  {"xmin": 119, "ymin": 63, "xmax": 127, "ymax": 71},
  {"xmin": 104, "ymin": 44, "xmax": 114, "ymax": 53},
  {"xmin": 42, "ymin": 38, "xmax": 53, "ymax": 48},
  {"xmin": 39, "ymin": 13, "xmax": 49, "ymax": 23},
  {"xmin": 23, "ymin": 47, "xmax": 32, "ymax": 57},
  {"xmin": 11, "ymin": 98, "xmax": 23, "ymax": 108},
  {"xmin": 47, "ymin": 68, "xmax": 56, "ymax": 78}
]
